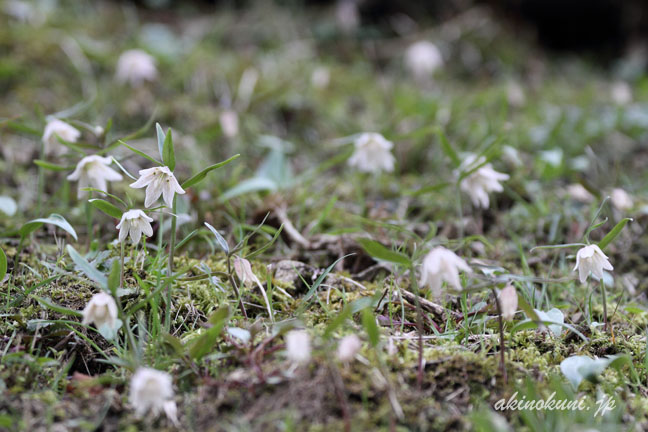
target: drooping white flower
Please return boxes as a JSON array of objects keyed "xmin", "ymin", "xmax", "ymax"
[
  {"xmin": 311, "ymin": 66, "xmax": 330, "ymax": 89},
  {"xmin": 506, "ymin": 82, "xmax": 526, "ymax": 107},
  {"xmin": 82, "ymin": 292, "xmax": 119, "ymax": 332},
  {"xmin": 419, "ymin": 247, "xmax": 472, "ymax": 296},
  {"xmin": 404, "ymin": 41, "xmax": 443, "ymax": 79},
  {"xmin": 611, "ymin": 81, "xmax": 632, "ymax": 105},
  {"xmin": 610, "ymin": 188, "xmax": 633, "ymax": 211},
  {"xmin": 130, "ymin": 166, "xmax": 185, "ymax": 208},
  {"xmin": 233, "ymin": 256, "xmax": 274, "ymax": 320},
  {"xmin": 219, "ymin": 110, "xmax": 239, "ymax": 138},
  {"xmin": 457, "ymin": 154, "xmax": 509, "ymax": 209},
  {"xmin": 566, "ymin": 183, "xmax": 594, "ymax": 203},
  {"xmin": 337, "ymin": 334, "xmax": 362, "ymax": 363},
  {"xmin": 116, "ymin": 209, "xmax": 154, "ymax": 244},
  {"xmin": 67, "ymin": 155, "xmax": 123, "ymax": 198},
  {"xmin": 574, "ymin": 244, "xmax": 613, "ymax": 284},
  {"xmin": 42, "ymin": 119, "xmax": 81, "ymax": 156},
  {"xmin": 285, "ymin": 330, "xmax": 311, "ymax": 365},
  {"xmin": 498, "ymin": 285, "xmax": 518, "ymax": 321},
  {"xmin": 348, "ymin": 132, "xmax": 395, "ymax": 174},
  {"xmin": 233, "ymin": 257, "xmax": 258, "ymax": 287},
  {"xmin": 116, "ymin": 49, "xmax": 158, "ymax": 87},
  {"xmin": 336, "ymin": 0, "xmax": 360, "ymax": 33},
  {"xmin": 129, "ymin": 368, "xmax": 178, "ymax": 425}
]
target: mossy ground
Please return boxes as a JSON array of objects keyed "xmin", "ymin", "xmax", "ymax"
[{"xmin": 2, "ymin": 1, "xmax": 648, "ymax": 431}]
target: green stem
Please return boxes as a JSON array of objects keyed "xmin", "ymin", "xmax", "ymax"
[
  {"xmin": 165, "ymin": 197, "xmax": 177, "ymax": 331},
  {"xmin": 601, "ymin": 279, "xmax": 608, "ymax": 333},
  {"xmin": 120, "ymin": 242, "xmax": 125, "ymax": 289},
  {"xmin": 456, "ymin": 182, "xmax": 464, "ymax": 240},
  {"xmin": 409, "ymin": 264, "xmax": 425, "ymax": 390},
  {"xmin": 85, "ymin": 200, "xmax": 93, "ymax": 249}
]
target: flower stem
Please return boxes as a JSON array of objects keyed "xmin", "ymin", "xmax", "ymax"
[
  {"xmin": 164, "ymin": 197, "xmax": 177, "ymax": 331},
  {"xmin": 227, "ymin": 254, "xmax": 247, "ymax": 318},
  {"xmin": 601, "ymin": 279, "xmax": 608, "ymax": 333},
  {"xmin": 409, "ymin": 264, "xmax": 425, "ymax": 390},
  {"xmin": 456, "ymin": 182, "xmax": 464, "ymax": 240},
  {"xmin": 120, "ymin": 241, "xmax": 125, "ymax": 289}
]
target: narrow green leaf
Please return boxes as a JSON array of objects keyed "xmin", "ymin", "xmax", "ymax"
[
  {"xmin": 118, "ymin": 140, "xmax": 161, "ymax": 165},
  {"xmin": 204, "ymin": 222, "xmax": 229, "ymax": 254},
  {"xmin": 34, "ymin": 160, "xmax": 70, "ymax": 172},
  {"xmin": 176, "ymin": 229, "xmax": 199, "ymax": 250},
  {"xmin": 516, "ymin": 296, "xmax": 540, "ymax": 322},
  {"xmin": 20, "ymin": 214, "xmax": 78, "ymax": 241},
  {"xmin": 436, "ymin": 129, "xmax": 461, "ymax": 168},
  {"xmin": 66, "ymin": 245, "xmax": 107, "ymax": 288},
  {"xmin": 362, "ymin": 309, "xmax": 380, "ymax": 347},
  {"xmin": 162, "ymin": 333, "xmax": 186, "ymax": 356},
  {"xmin": 32, "ymin": 296, "xmax": 83, "ymax": 318},
  {"xmin": 406, "ymin": 182, "xmax": 451, "ymax": 197},
  {"xmin": 189, "ymin": 306, "xmax": 229, "ymax": 360},
  {"xmin": 182, "ymin": 154, "xmax": 241, "ymax": 189},
  {"xmin": 0, "ymin": 247, "xmax": 7, "ymax": 282},
  {"xmin": 357, "ymin": 238, "xmax": 411, "ymax": 267},
  {"xmin": 303, "ymin": 254, "xmax": 353, "ymax": 302},
  {"xmin": 511, "ymin": 319, "xmax": 588, "ymax": 342},
  {"xmin": 156, "ymin": 123, "xmax": 165, "ymax": 161},
  {"xmin": 245, "ymin": 225, "xmax": 284, "ymax": 259},
  {"xmin": 110, "ymin": 157, "xmax": 136, "ymax": 180},
  {"xmin": 163, "ymin": 128, "xmax": 175, "ymax": 171},
  {"xmin": 107, "ymin": 260, "xmax": 120, "ymax": 297},
  {"xmin": 598, "ymin": 218, "xmax": 633, "ymax": 250},
  {"xmin": 323, "ymin": 305, "xmax": 352, "ymax": 339},
  {"xmin": 530, "ymin": 243, "xmax": 586, "ymax": 253},
  {"xmin": 89, "ymin": 199, "xmax": 123, "ymax": 219}
]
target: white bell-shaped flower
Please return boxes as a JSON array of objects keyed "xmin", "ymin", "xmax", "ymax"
[
  {"xmin": 42, "ymin": 119, "xmax": 80, "ymax": 156},
  {"xmin": 82, "ymin": 292, "xmax": 118, "ymax": 329},
  {"xmin": 219, "ymin": 110, "xmax": 239, "ymax": 138},
  {"xmin": 337, "ymin": 334, "xmax": 362, "ymax": 363},
  {"xmin": 574, "ymin": 244, "xmax": 613, "ymax": 284},
  {"xmin": 116, "ymin": 209, "xmax": 154, "ymax": 244},
  {"xmin": 497, "ymin": 284, "xmax": 518, "ymax": 321},
  {"xmin": 285, "ymin": 330, "xmax": 311, "ymax": 365},
  {"xmin": 610, "ymin": 188, "xmax": 633, "ymax": 211},
  {"xmin": 404, "ymin": 41, "xmax": 443, "ymax": 79},
  {"xmin": 130, "ymin": 166, "xmax": 185, "ymax": 208},
  {"xmin": 129, "ymin": 368, "xmax": 178, "ymax": 425},
  {"xmin": 420, "ymin": 247, "xmax": 472, "ymax": 296},
  {"xmin": 67, "ymin": 155, "xmax": 123, "ymax": 198},
  {"xmin": 348, "ymin": 132, "xmax": 395, "ymax": 174},
  {"xmin": 457, "ymin": 154, "xmax": 509, "ymax": 209},
  {"xmin": 116, "ymin": 49, "xmax": 158, "ymax": 87}
]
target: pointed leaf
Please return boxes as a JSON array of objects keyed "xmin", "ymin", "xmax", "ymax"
[
  {"xmin": 362, "ymin": 309, "xmax": 380, "ymax": 347},
  {"xmin": 20, "ymin": 214, "xmax": 78, "ymax": 241},
  {"xmin": 66, "ymin": 245, "xmax": 107, "ymax": 288},
  {"xmin": 0, "ymin": 247, "xmax": 6, "ymax": 282},
  {"xmin": 156, "ymin": 123, "xmax": 165, "ymax": 160},
  {"xmin": 182, "ymin": 154, "xmax": 240, "ymax": 189},
  {"xmin": 357, "ymin": 238, "xmax": 411, "ymax": 266},
  {"xmin": 118, "ymin": 140, "xmax": 161, "ymax": 165},
  {"xmin": 34, "ymin": 160, "xmax": 70, "ymax": 172},
  {"xmin": 163, "ymin": 128, "xmax": 175, "ymax": 171},
  {"xmin": 89, "ymin": 199, "xmax": 123, "ymax": 219},
  {"xmin": 599, "ymin": 218, "xmax": 633, "ymax": 250},
  {"xmin": 204, "ymin": 222, "xmax": 229, "ymax": 254}
]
